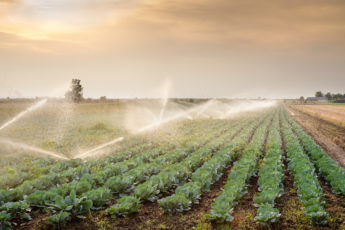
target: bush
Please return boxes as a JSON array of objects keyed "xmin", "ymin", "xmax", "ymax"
[
  {"xmin": 133, "ymin": 182, "xmax": 159, "ymax": 201},
  {"xmin": 255, "ymin": 203, "xmax": 280, "ymax": 225},
  {"xmin": 106, "ymin": 196, "xmax": 141, "ymax": 219},
  {"xmin": 1, "ymin": 201, "xmax": 31, "ymax": 221},
  {"xmin": 46, "ymin": 211, "xmax": 71, "ymax": 229},
  {"xmin": 0, "ymin": 211, "xmax": 11, "ymax": 230},
  {"xmin": 48, "ymin": 190, "xmax": 93, "ymax": 216},
  {"xmin": 85, "ymin": 187, "xmax": 111, "ymax": 209},
  {"xmin": 25, "ymin": 191, "xmax": 46, "ymax": 207},
  {"xmin": 158, "ymin": 194, "xmax": 191, "ymax": 213},
  {"xmin": 75, "ymin": 180, "xmax": 92, "ymax": 195},
  {"xmin": 105, "ymin": 176, "xmax": 133, "ymax": 195}
]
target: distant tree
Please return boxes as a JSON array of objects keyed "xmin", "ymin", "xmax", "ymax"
[
  {"xmin": 100, "ymin": 96, "xmax": 107, "ymax": 101},
  {"xmin": 325, "ymin": 92, "xmax": 332, "ymax": 101},
  {"xmin": 334, "ymin": 93, "xmax": 342, "ymax": 101},
  {"xmin": 299, "ymin": 96, "xmax": 305, "ymax": 104},
  {"xmin": 65, "ymin": 79, "xmax": 83, "ymax": 103},
  {"xmin": 315, "ymin": 91, "xmax": 324, "ymax": 97}
]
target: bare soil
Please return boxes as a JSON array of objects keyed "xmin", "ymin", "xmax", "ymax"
[
  {"xmin": 288, "ymin": 106, "xmax": 345, "ymax": 167},
  {"xmin": 293, "ymin": 105, "xmax": 345, "ymax": 128}
]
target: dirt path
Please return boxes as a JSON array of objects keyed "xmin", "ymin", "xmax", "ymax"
[
  {"xmin": 287, "ymin": 106, "xmax": 345, "ymax": 168},
  {"xmin": 318, "ymin": 177, "xmax": 345, "ymax": 229}
]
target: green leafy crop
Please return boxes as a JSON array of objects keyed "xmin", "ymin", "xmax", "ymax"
[{"xmin": 106, "ymin": 196, "xmax": 141, "ymax": 219}]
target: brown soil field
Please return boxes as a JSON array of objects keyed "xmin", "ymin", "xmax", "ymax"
[
  {"xmin": 288, "ymin": 106, "xmax": 345, "ymax": 167},
  {"xmin": 292, "ymin": 105, "xmax": 345, "ymax": 128}
]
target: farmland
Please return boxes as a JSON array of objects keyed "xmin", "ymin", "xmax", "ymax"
[
  {"xmin": 0, "ymin": 101, "xmax": 345, "ymax": 230},
  {"xmin": 288, "ymin": 105, "xmax": 345, "ymax": 166},
  {"xmin": 292, "ymin": 105, "xmax": 345, "ymax": 129}
]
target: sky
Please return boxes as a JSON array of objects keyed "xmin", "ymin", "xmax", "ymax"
[{"xmin": 0, "ymin": 0, "xmax": 345, "ymax": 99}]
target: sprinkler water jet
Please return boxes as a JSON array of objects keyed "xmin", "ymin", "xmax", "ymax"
[
  {"xmin": 0, "ymin": 138, "xmax": 69, "ymax": 160},
  {"xmin": 0, "ymin": 98, "xmax": 48, "ymax": 131}
]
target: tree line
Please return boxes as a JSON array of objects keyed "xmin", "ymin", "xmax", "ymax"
[{"xmin": 315, "ymin": 91, "xmax": 345, "ymax": 102}]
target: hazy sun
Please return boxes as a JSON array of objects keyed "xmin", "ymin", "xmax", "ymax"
[{"xmin": 0, "ymin": 0, "xmax": 143, "ymax": 39}]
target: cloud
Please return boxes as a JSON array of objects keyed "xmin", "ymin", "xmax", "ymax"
[
  {"xmin": 0, "ymin": 0, "xmax": 144, "ymax": 42},
  {"xmin": 2, "ymin": 0, "xmax": 345, "ymax": 54},
  {"xmin": 0, "ymin": 0, "xmax": 18, "ymax": 3},
  {"xmin": 124, "ymin": 0, "xmax": 345, "ymax": 51},
  {"xmin": 1, "ymin": 0, "xmax": 142, "ymax": 26},
  {"xmin": 0, "ymin": 0, "xmax": 345, "ymax": 99}
]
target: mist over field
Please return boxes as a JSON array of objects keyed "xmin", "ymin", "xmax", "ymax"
[{"xmin": 1, "ymin": 1, "xmax": 345, "ymax": 230}]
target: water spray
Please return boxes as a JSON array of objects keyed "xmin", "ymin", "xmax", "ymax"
[
  {"xmin": 194, "ymin": 99, "xmax": 217, "ymax": 118},
  {"xmin": 73, "ymin": 99, "xmax": 277, "ymax": 160},
  {"xmin": 159, "ymin": 80, "xmax": 171, "ymax": 123},
  {"xmin": 73, "ymin": 100, "xmax": 214, "ymax": 159},
  {"xmin": 0, "ymin": 138, "xmax": 69, "ymax": 160},
  {"xmin": 135, "ymin": 100, "xmax": 213, "ymax": 133},
  {"xmin": 73, "ymin": 137, "xmax": 124, "ymax": 159},
  {"xmin": 0, "ymin": 98, "xmax": 48, "ymax": 131},
  {"xmin": 0, "ymin": 82, "xmax": 71, "ymax": 132},
  {"xmin": 220, "ymin": 100, "xmax": 277, "ymax": 119},
  {"xmin": 0, "ymin": 82, "xmax": 72, "ymax": 160}
]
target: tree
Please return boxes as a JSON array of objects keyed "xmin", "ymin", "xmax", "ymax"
[
  {"xmin": 65, "ymin": 79, "xmax": 83, "ymax": 103},
  {"xmin": 334, "ymin": 93, "xmax": 342, "ymax": 101},
  {"xmin": 325, "ymin": 92, "xmax": 332, "ymax": 101},
  {"xmin": 299, "ymin": 96, "xmax": 305, "ymax": 104},
  {"xmin": 315, "ymin": 91, "xmax": 323, "ymax": 97}
]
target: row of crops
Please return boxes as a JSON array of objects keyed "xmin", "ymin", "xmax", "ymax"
[
  {"xmin": 1, "ymin": 106, "xmax": 345, "ymax": 229},
  {"xmin": 106, "ymin": 115, "xmax": 262, "ymax": 218},
  {"xmin": 0, "ymin": 119, "xmax": 216, "ymax": 191},
  {"xmin": 0, "ymin": 118, "xmax": 198, "ymax": 190},
  {"xmin": 157, "ymin": 111, "xmax": 267, "ymax": 213},
  {"xmin": 0, "ymin": 115, "xmax": 255, "ymax": 228}
]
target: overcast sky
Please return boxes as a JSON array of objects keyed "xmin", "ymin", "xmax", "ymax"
[{"xmin": 0, "ymin": 0, "xmax": 344, "ymax": 99}]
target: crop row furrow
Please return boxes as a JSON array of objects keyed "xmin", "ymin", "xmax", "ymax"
[
  {"xmin": 157, "ymin": 113, "xmax": 267, "ymax": 213},
  {"xmin": 280, "ymin": 109, "xmax": 327, "ymax": 225},
  {"xmin": 94, "ymin": 119, "xmax": 217, "ymax": 167},
  {"xmin": 253, "ymin": 111, "xmax": 284, "ymax": 225},
  {"xmin": 0, "ymin": 120, "xmax": 213, "ymax": 203},
  {"xmin": 206, "ymin": 111, "xmax": 274, "ymax": 222},
  {"xmin": 105, "ymin": 112, "xmax": 269, "ymax": 219},
  {"xmin": 0, "ymin": 119, "xmax": 208, "ymax": 191},
  {"xmin": 283, "ymin": 110, "xmax": 345, "ymax": 195},
  {"xmin": 103, "ymin": 120, "xmax": 241, "ymax": 196},
  {"xmin": 0, "ymin": 119, "xmax": 234, "ymax": 222},
  {"xmin": 0, "ymin": 120, "xmax": 234, "ymax": 226}
]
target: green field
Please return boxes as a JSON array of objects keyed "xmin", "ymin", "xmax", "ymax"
[
  {"xmin": 0, "ymin": 100, "xmax": 196, "ymax": 158},
  {"xmin": 0, "ymin": 101, "xmax": 345, "ymax": 230}
]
